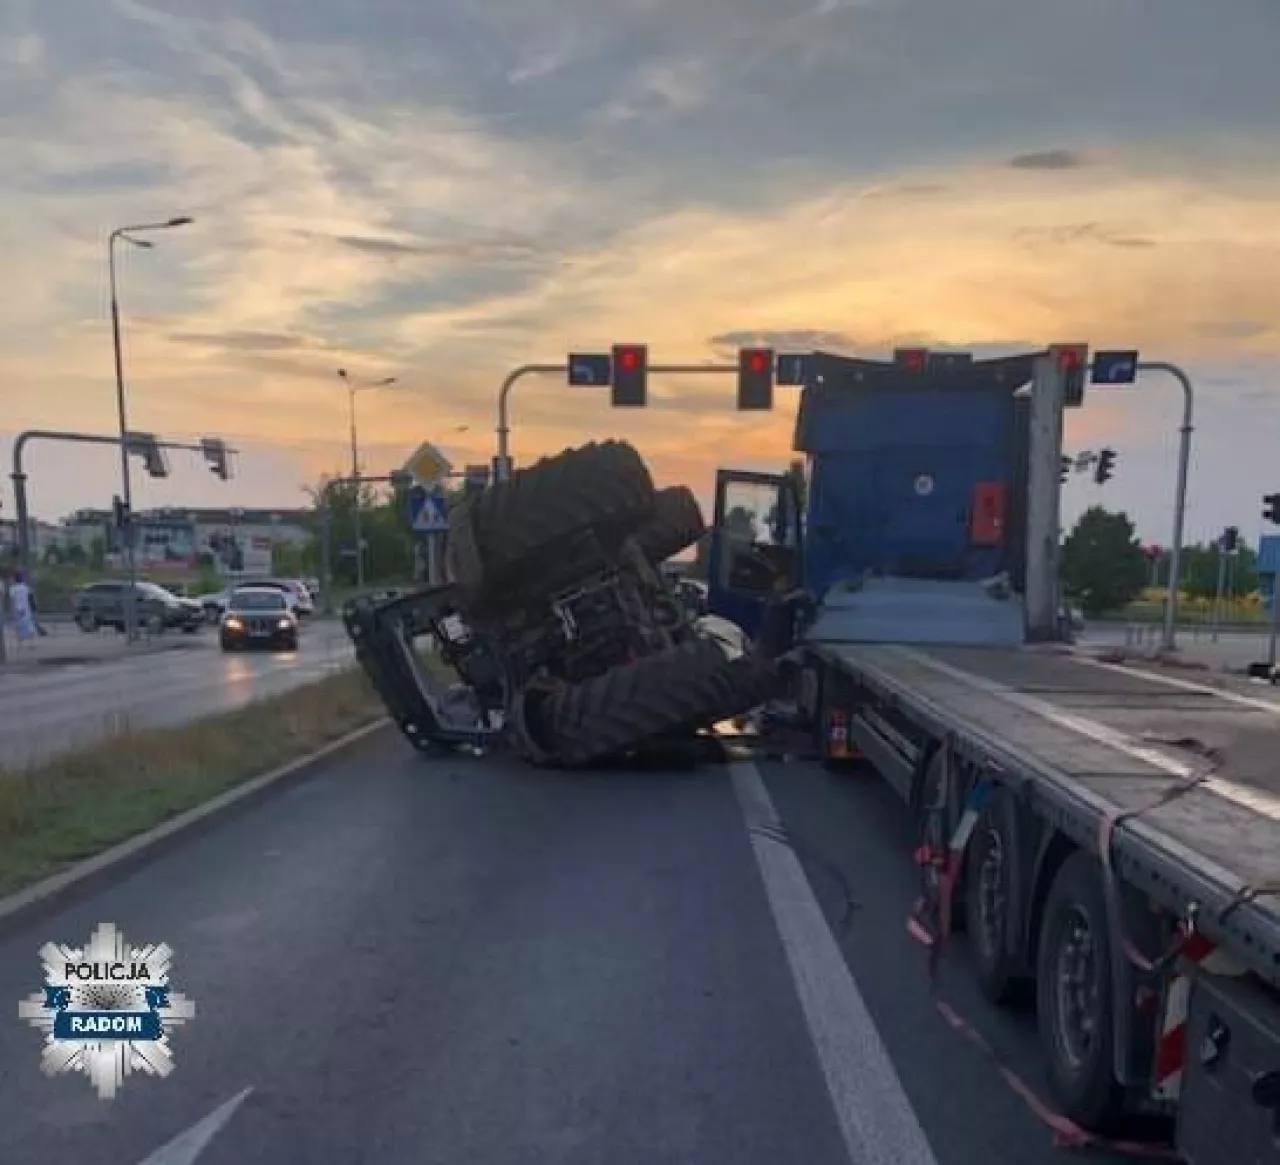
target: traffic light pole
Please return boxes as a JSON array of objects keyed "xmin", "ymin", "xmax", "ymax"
[
  {"xmin": 1132, "ymin": 362, "xmax": 1194, "ymax": 653},
  {"xmin": 1211, "ymin": 542, "xmax": 1228, "ymax": 642},
  {"xmin": 495, "ymin": 362, "xmax": 737, "ymax": 482},
  {"xmin": 9, "ymin": 430, "xmax": 237, "ymax": 579}
]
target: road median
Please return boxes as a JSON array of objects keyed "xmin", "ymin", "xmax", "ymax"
[{"xmin": 0, "ymin": 666, "xmax": 390, "ymax": 925}]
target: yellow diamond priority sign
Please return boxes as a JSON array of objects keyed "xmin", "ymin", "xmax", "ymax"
[{"xmin": 402, "ymin": 441, "xmax": 453, "ymax": 486}]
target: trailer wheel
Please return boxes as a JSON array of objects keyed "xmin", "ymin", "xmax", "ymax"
[
  {"xmin": 1036, "ymin": 850, "xmax": 1125, "ymax": 1132},
  {"xmin": 634, "ymin": 486, "xmax": 707, "ymax": 565},
  {"xmin": 447, "ymin": 441, "xmax": 656, "ymax": 605},
  {"xmin": 523, "ymin": 638, "xmax": 775, "ymax": 767},
  {"xmin": 965, "ymin": 788, "xmax": 1032, "ymax": 1006}
]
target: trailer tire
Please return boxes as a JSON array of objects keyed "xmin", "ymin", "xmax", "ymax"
[
  {"xmin": 1036, "ymin": 851, "xmax": 1125, "ymax": 1133},
  {"xmin": 447, "ymin": 441, "xmax": 656, "ymax": 604},
  {"xmin": 965, "ymin": 788, "xmax": 1032, "ymax": 1006},
  {"xmin": 634, "ymin": 486, "xmax": 706, "ymax": 564},
  {"xmin": 524, "ymin": 638, "xmax": 775, "ymax": 767}
]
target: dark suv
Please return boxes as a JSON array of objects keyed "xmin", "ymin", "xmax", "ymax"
[{"xmin": 74, "ymin": 581, "xmax": 204, "ymax": 634}]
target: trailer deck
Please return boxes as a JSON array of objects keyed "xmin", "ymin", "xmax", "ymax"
[{"xmin": 816, "ymin": 641, "xmax": 1280, "ymax": 984}]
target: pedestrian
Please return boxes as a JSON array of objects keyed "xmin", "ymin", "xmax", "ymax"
[{"xmin": 9, "ymin": 570, "xmax": 39, "ymax": 649}]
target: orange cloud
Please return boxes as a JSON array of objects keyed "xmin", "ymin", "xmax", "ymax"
[{"xmin": 8, "ymin": 147, "xmax": 1280, "ymax": 496}]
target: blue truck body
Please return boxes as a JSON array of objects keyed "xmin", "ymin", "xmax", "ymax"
[{"xmin": 708, "ymin": 350, "xmax": 1038, "ymax": 645}]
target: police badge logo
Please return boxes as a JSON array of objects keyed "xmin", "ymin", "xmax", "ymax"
[{"xmin": 18, "ymin": 921, "xmax": 196, "ymax": 1100}]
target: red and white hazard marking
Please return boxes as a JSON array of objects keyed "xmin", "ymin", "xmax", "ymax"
[{"xmin": 1152, "ymin": 934, "xmax": 1244, "ymax": 1101}]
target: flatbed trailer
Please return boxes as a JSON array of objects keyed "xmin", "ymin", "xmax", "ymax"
[{"xmin": 807, "ymin": 637, "xmax": 1280, "ymax": 1161}]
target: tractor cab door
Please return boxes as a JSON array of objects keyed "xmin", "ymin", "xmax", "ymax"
[{"xmin": 707, "ymin": 468, "xmax": 804, "ymax": 641}]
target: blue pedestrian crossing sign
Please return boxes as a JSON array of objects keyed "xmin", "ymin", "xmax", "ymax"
[
  {"xmin": 409, "ymin": 484, "xmax": 449, "ymax": 533},
  {"xmin": 1091, "ymin": 350, "xmax": 1140, "ymax": 385}
]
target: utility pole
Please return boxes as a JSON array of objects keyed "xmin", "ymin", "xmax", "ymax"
[{"xmin": 336, "ymin": 369, "xmax": 396, "ymax": 589}]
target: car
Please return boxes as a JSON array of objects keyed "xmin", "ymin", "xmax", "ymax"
[
  {"xmin": 196, "ymin": 588, "xmax": 232, "ymax": 623},
  {"xmin": 74, "ymin": 580, "xmax": 204, "ymax": 634},
  {"xmin": 237, "ymin": 578, "xmax": 314, "ymax": 618},
  {"xmin": 219, "ymin": 587, "xmax": 299, "ymax": 651}
]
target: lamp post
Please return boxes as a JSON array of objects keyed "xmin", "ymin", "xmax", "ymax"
[
  {"xmin": 109, "ymin": 215, "xmax": 193, "ymax": 641},
  {"xmin": 336, "ymin": 369, "xmax": 395, "ymax": 590}
]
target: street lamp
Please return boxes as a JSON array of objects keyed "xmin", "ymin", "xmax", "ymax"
[
  {"xmin": 109, "ymin": 215, "xmax": 193, "ymax": 641},
  {"xmin": 336, "ymin": 369, "xmax": 396, "ymax": 590}
]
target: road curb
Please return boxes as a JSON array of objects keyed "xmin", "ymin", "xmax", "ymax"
[{"xmin": 0, "ymin": 716, "xmax": 392, "ymax": 936}]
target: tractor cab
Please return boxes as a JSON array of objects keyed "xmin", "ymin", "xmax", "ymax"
[{"xmin": 706, "ymin": 467, "xmax": 805, "ymax": 641}]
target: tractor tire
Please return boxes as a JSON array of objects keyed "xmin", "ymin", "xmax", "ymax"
[
  {"xmin": 523, "ymin": 637, "xmax": 777, "ymax": 767},
  {"xmin": 634, "ymin": 486, "xmax": 707, "ymax": 564},
  {"xmin": 446, "ymin": 441, "xmax": 656, "ymax": 604}
]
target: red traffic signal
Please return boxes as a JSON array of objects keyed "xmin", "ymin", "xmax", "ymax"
[
  {"xmin": 737, "ymin": 346, "xmax": 775, "ymax": 410},
  {"xmin": 611, "ymin": 343, "xmax": 648, "ymax": 407},
  {"xmin": 1049, "ymin": 343, "xmax": 1089, "ymax": 407},
  {"xmin": 1051, "ymin": 343, "xmax": 1087, "ymax": 370},
  {"xmin": 616, "ymin": 346, "xmax": 642, "ymax": 371},
  {"xmin": 894, "ymin": 347, "xmax": 929, "ymax": 373}
]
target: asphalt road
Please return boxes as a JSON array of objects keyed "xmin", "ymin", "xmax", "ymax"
[
  {"xmin": 0, "ymin": 621, "xmax": 355, "ymax": 770},
  {"xmin": 0, "ymin": 734, "xmax": 1138, "ymax": 1165}
]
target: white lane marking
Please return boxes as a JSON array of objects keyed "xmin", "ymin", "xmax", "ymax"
[
  {"xmin": 136, "ymin": 1088, "xmax": 253, "ymax": 1164},
  {"xmin": 1081, "ymin": 655, "xmax": 1280, "ymax": 715},
  {"xmin": 731, "ymin": 760, "xmax": 938, "ymax": 1165},
  {"xmin": 891, "ymin": 647, "xmax": 1280, "ymax": 823}
]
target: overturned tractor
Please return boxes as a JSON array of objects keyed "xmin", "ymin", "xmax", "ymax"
[{"xmin": 343, "ymin": 439, "xmax": 777, "ymax": 767}]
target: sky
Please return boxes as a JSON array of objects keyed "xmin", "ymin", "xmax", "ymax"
[{"xmin": 2, "ymin": 0, "xmax": 1278, "ymax": 547}]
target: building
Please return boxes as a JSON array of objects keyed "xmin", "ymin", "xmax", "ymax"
[{"xmin": 51, "ymin": 506, "xmax": 312, "ymax": 578}]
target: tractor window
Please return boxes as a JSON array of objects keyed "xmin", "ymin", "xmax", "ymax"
[{"xmin": 720, "ymin": 478, "xmax": 796, "ymax": 593}]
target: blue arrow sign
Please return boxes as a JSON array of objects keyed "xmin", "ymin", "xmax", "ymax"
[
  {"xmin": 568, "ymin": 353, "xmax": 612, "ymax": 386},
  {"xmin": 408, "ymin": 484, "xmax": 449, "ymax": 533},
  {"xmin": 776, "ymin": 354, "xmax": 807, "ymax": 386},
  {"xmin": 1091, "ymin": 350, "xmax": 1140, "ymax": 385}
]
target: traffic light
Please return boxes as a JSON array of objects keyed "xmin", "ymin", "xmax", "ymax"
[
  {"xmin": 1049, "ymin": 343, "xmax": 1089, "ymax": 407},
  {"xmin": 201, "ymin": 437, "xmax": 231, "ymax": 481},
  {"xmin": 1222, "ymin": 526, "xmax": 1239, "ymax": 553},
  {"xmin": 1263, "ymin": 494, "xmax": 1280, "ymax": 525},
  {"xmin": 127, "ymin": 432, "xmax": 170, "ymax": 479},
  {"xmin": 894, "ymin": 347, "xmax": 929, "ymax": 373},
  {"xmin": 1094, "ymin": 447, "xmax": 1116, "ymax": 484},
  {"xmin": 112, "ymin": 495, "xmax": 130, "ymax": 529},
  {"xmin": 611, "ymin": 344, "xmax": 648, "ymax": 407},
  {"xmin": 737, "ymin": 347, "xmax": 775, "ymax": 410},
  {"xmin": 1060, "ymin": 455, "xmax": 1071, "ymax": 483}
]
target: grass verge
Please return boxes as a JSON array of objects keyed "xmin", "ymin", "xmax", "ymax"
[{"xmin": 0, "ymin": 667, "xmax": 385, "ymax": 897}]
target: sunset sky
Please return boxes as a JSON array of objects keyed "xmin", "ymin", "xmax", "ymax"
[{"xmin": 2, "ymin": 0, "xmax": 1277, "ymax": 546}]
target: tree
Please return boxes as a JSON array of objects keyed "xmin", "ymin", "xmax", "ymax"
[
  {"xmin": 306, "ymin": 473, "xmax": 424, "ymax": 587},
  {"xmin": 1060, "ymin": 506, "xmax": 1148, "ymax": 615}
]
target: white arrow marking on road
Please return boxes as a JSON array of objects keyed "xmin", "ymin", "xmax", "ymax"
[{"xmin": 136, "ymin": 1088, "xmax": 253, "ymax": 1165}]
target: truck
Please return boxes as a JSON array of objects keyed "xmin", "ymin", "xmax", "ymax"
[{"xmin": 704, "ymin": 348, "xmax": 1280, "ymax": 1161}]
